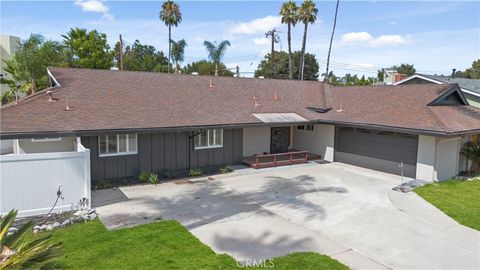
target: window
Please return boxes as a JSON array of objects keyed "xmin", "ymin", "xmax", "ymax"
[
  {"xmin": 297, "ymin": 125, "xmax": 314, "ymax": 132},
  {"xmin": 99, "ymin": 134, "xmax": 137, "ymax": 157},
  {"xmin": 194, "ymin": 129, "xmax": 223, "ymax": 149},
  {"xmin": 31, "ymin": 137, "xmax": 62, "ymax": 142}
]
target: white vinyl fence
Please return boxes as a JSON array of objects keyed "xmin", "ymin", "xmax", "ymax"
[{"xmin": 0, "ymin": 148, "xmax": 91, "ymax": 217}]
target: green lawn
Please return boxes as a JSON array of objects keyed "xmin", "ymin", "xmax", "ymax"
[
  {"xmin": 415, "ymin": 179, "xmax": 480, "ymax": 231},
  {"xmin": 45, "ymin": 219, "xmax": 348, "ymax": 270}
]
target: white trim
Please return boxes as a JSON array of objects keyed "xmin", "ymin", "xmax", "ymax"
[
  {"xmin": 47, "ymin": 68, "xmax": 61, "ymax": 87},
  {"xmin": 98, "ymin": 134, "xmax": 138, "ymax": 157},
  {"xmin": 31, "ymin": 137, "xmax": 62, "ymax": 142},
  {"xmin": 393, "ymin": 74, "xmax": 443, "ymax": 85},
  {"xmin": 461, "ymin": 88, "xmax": 480, "ymax": 98},
  {"xmin": 194, "ymin": 129, "xmax": 224, "ymax": 150}
]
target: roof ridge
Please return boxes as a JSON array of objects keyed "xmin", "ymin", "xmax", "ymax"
[{"xmin": 424, "ymin": 107, "xmax": 451, "ymax": 133}]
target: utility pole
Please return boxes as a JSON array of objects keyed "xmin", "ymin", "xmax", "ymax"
[
  {"xmin": 119, "ymin": 34, "xmax": 124, "ymax": 71},
  {"xmin": 265, "ymin": 28, "xmax": 280, "ymax": 78}
]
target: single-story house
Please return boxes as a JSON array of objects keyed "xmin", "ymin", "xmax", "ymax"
[
  {"xmin": 394, "ymin": 73, "xmax": 480, "ymax": 108},
  {"xmin": 1, "ymin": 67, "xmax": 480, "ymax": 185}
]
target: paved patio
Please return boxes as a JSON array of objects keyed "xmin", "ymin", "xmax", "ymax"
[{"xmin": 94, "ymin": 162, "xmax": 480, "ymax": 270}]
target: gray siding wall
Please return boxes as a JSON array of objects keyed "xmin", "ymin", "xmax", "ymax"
[{"xmin": 81, "ymin": 128, "xmax": 243, "ymax": 181}]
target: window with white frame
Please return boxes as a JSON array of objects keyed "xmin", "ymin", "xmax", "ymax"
[
  {"xmin": 194, "ymin": 129, "xmax": 223, "ymax": 149},
  {"xmin": 98, "ymin": 134, "xmax": 137, "ymax": 157}
]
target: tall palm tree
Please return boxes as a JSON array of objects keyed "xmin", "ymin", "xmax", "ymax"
[
  {"xmin": 324, "ymin": 0, "xmax": 340, "ymax": 83},
  {"xmin": 170, "ymin": 39, "xmax": 187, "ymax": 73},
  {"xmin": 280, "ymin": 1, "xmax": 298, "ymax": 80},
  {"xmin": 62, "ymin": 28, "xmax": 87, "ymax": 68},
  {"xmin": 159, "ymin": 0, "xmax": 182, "ymax": 74},
  {"xmin": 203, "ymin": 40, "xmax": 231, "ymax": 76},
  {"xmin": 297, "ymin": 0, "xmax": 318, "ymax": 80}
]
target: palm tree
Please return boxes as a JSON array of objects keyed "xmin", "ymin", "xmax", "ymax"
[
  {"xmin": 62, "ymin": 28, "xmax": 87, "ymax": 68},
  {"xmin": 0, "ymin": 210, "xmax": 61, "ymax": 268},
  {"xmin": 170, "ymin": 39, "xmax": 187, "ymax": 73},
  {"xmin": 297, "ymin": 0, "xmax": 318, "ymax": 80},
  {"xmin": 203, "ymin": 40, "xmax": 231, "ymax": 76},
  {"xmin": 280, "ymin": 1, "xmax": 298, "ymax": 80},
  {"xmin": 324, "ymin": 0, "xmax": 340, "ymax": 83},
  {"xmin": 159, "ymin": 0, "xmax": 182, "ymax": 74}
]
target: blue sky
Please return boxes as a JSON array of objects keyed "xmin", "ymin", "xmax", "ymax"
[{"xmin": 1, "ymin": 1, "xmax": 479, "ymax": 77}]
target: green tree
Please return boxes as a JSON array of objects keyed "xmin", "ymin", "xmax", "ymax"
[
  {"xmin": 182, "ymin": 60, "xmax": 234, "ymax": 76},
  {"xmin": 203, "ymin": 40, "xmax": 231, "ymax": 76},
  {"xmin": 62, "ymin": 28, "xmax": 114, "ymax": 69},
  {"xmin": 255, "ymin": 51, "xmax": 319, "ymax": 80},
  {"xmin": 280, "ymin": 1, "xmax": 298, "ymax": 79},
  {"xmin": 170, "ymin": 39, "xmax": 187, "ymax": 73},
  {"xmin": 325, "ymin": 71, "xmax": 375, "ymax": 86},
  {"xmin": 461, "ymin": 141, "xmax": 480, "ymax": 172},
  {"xmin": 0, "ymin": 209, "xmax": 61, "ymax": 269},
  {"xmin": 159, "ymin": 0, "xmax": 182, "ymax": 74},
  {"xmin": 115, "ymin": 40, "xmax": 168, "ymax": 72},
  {"xmin": 1, "ymin": 34, "xmax": 66, "ymax": 103},
  {"xmin": 455, "ymin": 59, "xmax": 480, "ymax": 79},
  {"xmin": 297, "ymin": 0, "xmax": 318, "ymax": 80}
]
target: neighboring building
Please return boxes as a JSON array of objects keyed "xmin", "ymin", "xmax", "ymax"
[
  {"xmin": 394, "ymin": 73, "xmax": 480, "ymax": 108},
  {"xmin": 1, "ymin": 67, "xmax": 479, "ymax": 187}
]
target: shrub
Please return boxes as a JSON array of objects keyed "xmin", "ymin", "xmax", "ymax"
[
  {"xmin": 138, "ymin": 171, "xmax": 150, "ymax": 183},
  {"xmin": 461, "ymin": 141, "xmax": 480, "ymax": 173},
  {"xmin": 0, "ymin": 209, "xmax": 62, "ymax": 269},
  {"xmin": 218, "ymin": 166, "xmax": 233, "ymax": 174},
  {"xmin": 187, "ymin": 168, "xmax": 202, "ymax": 177},
  {"xmin": 163, "ymin": 169, "xmax": 177, "ymax": 179},
  {"xmin": 148, "ymin": 173, "xmax": 159, "ymax": 185}
]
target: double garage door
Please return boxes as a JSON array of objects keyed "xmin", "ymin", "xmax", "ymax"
[{"xmin": 334, "ymin": 127, "xmax": 418, "ymax": 178}]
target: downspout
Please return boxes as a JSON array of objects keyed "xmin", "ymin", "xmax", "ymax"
[{"xmin": 188, "ymin": 130, "xmax": 203, "ymax": 170}]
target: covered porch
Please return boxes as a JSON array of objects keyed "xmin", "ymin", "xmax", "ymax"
[{"xmin": 241, "ymin": 123, "xmax": 335, "ymax": 169}]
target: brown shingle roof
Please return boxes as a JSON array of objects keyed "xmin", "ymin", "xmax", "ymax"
[{"xmin": 1, "ymin": 67, "xmax": 479, "ymax": 138}]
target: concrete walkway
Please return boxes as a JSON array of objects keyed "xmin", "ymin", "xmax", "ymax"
[{"xmin": 95, "ymin": 163, "xmax": 480, "ymax": 270}]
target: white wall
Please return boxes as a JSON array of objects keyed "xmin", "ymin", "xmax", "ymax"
[
  {"xmin": 292, "ymin": 124, "xmax": 335, "ymax": 162},
  {"xmin": 243, "ymin": 127, "xmax": 271, "ymax": 156},
  {"xmin": 416, "ymin": 135, "xmax": 461, "ymax": 182},
  {"xmin": 0, "ymin": 148, "xmax": 91, "ymax": 217},
  {"xmin": 15, "ymin": 137, "xmax": 75, "ymax": 154},
  {"xmin": 436, "ymin": 137, "xmax": 461, "ymax": 181}
]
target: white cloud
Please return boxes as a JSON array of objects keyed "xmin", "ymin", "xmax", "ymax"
[
  {"xmin": 341, "ymin": 32, "xmax": 373, "ymax": 42},
  {"xmin": 341, "ymin": 31, "xmax": 411, "ymax": 47},
  {"xmin": 230, "ymin": 15, "xmax": 281, "ymax": 35},
  {"xmin": 389, "ymin": 21, "xmax": 397, "ymax": 25},
  {"xmin": 74, "ymin": 0, "xmax": 113, "ymax": 20},
  {"xmin": 253, "ymin": 37, "xmax": 270, "ymax": 46},
  {"xmin": 369, "ymin": 35, "xmax": 411, "ymax": 46}
]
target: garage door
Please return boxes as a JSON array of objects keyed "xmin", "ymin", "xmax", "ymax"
[{"xmin": 334, "ymin": 127, "xmax": 418, "ymax": 177}]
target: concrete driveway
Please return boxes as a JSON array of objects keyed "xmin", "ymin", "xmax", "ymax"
[{"xmin": 95, "ymin": 163, "xmax": 480, "ymax": 270}]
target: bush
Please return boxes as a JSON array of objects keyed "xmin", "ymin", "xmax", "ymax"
[
  {"xmin": 148, "ymin": 173, "xmax": 159, "ymax": 185},
  {"xmin": 461, "ymin": 141, "xmax": 480, "ymax": 173},
  {"xmin": 187, "ymin": 168, "xmax": 202, "ymax": 177},
  {"xmin": 138, "ymin": 171, "xmax": 150, "ymax": 183},
  {"xmin": 163, "ymin": 169, "xmax": 177, "ymax": 179},
  {"xmin": 218, "ymin": 166, "xmax": 233, "ymax": 174}
]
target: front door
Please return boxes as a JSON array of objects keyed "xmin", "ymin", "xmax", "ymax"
[{"xmin": 270, "ymin": 127, "xmax": 290, "ymax": 154}]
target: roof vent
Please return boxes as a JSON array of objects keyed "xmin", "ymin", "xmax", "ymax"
[
  {"xmin": 274, "ymin": 92, "xmax": 280, "ymax": 101},
  {"xmin": 46, "ymin": 90, "xmax": 57, "ymax": 102},
  {"xmin": 253, "ymin": 95, "xmax": 260, "ymax": 107},
  {"xmin": 450, "ymin": 68, "xmax": 456, "ymax": 79},
  {"xmin": 64, "ymin": 99, "xmax": 73, "ymax": 111},
  {"xmin": 258, "ymin": 76, "xmax": 265, "ymax": 79},
  {"xmin": 209, "ymin": 79, "xmax": 215, "ymax": 88},
  {"xmin": 110, "ymin": 67, "xmax": 119, "ymax": 71},
  {"xmin": 191, "ymin": 72, "xmax": 199, "ymax": 76},
  {"xmin": 336, "ymin": 105, "xmax": 343, "ymax": 112},
  {"xmin": 15, "ymin": 95, "xmax": 19, "ymax": 105}
]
